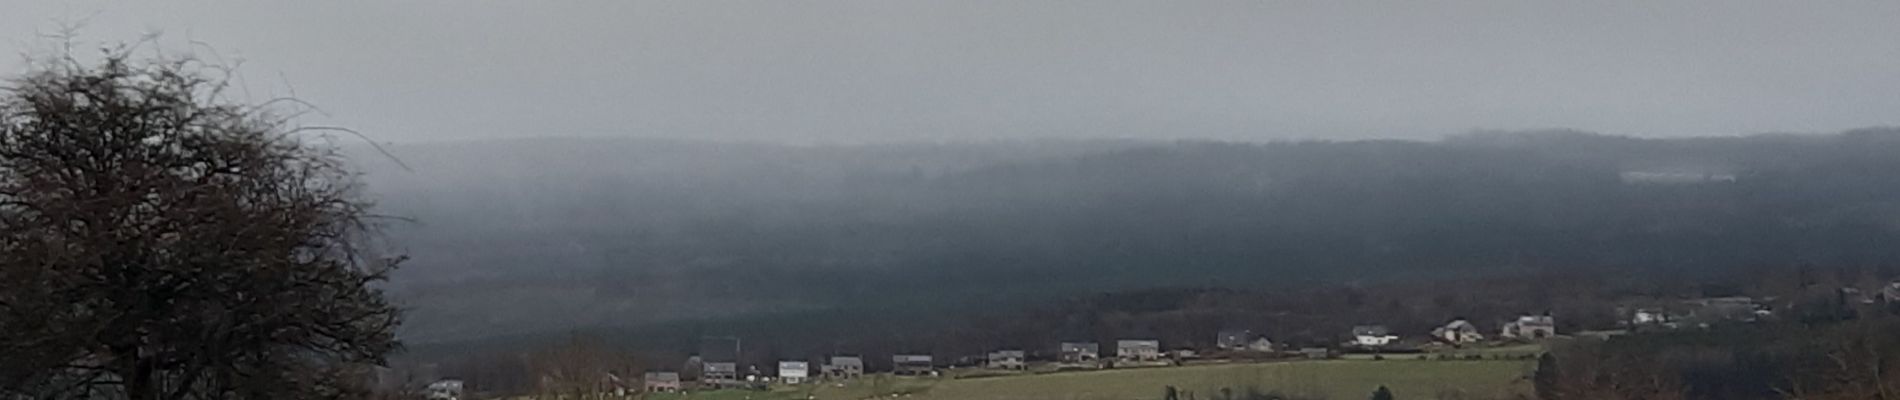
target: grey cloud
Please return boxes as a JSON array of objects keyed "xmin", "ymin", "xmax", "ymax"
[{"xmin": 3, "ymin": 1, "xmax": 1897, "ymax": 143}]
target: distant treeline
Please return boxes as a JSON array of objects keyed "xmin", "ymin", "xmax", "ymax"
[
  {"xmin": 1537, "ymin": 294, "xmax": 1900, "ymax": 399},
  {"xmin": 362, "ymin": 128, "xmax": 1900, "ymax": 343},
  {"xmin": 414, "ymin": 260, "xmax": 1900, "ymax": 397}
]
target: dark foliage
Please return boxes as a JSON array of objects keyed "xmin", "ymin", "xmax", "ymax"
[
  {"xmin": 1370, "ymin": 385, "xmax": 1395, "ymax": 400},
  {"xmin": 1541, "ymin": 313, "xmax": 1900, "ymax": 399},
  {"xmin": 1533, "ymin": 353, "xmax": 1559, "ymax": 400},
  {"xmin": 0, "ymin": 49, "xmax": 401, "ymax": 399}
]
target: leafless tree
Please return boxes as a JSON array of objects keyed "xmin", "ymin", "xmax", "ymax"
[
  {"xmin": 0, "ymin": 45, "xmax": 402, "ymax": 399},
  {"xmin": 1783, "ymin": 317, "xmax": 1900, "ymax": 400},
  {"xmin": 524, "ymin": 334, "xmax": 634, "ymax": 400},
  {"xmin": 1539, "ymin": 341, "xmax": 1686, "ymax": 400}
]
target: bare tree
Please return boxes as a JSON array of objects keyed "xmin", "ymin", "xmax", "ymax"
[
  {"xmin": 1785, "ymin": 317, "xmax": 1900, "ymax": 400},
  {"xmin": 524, "ymin": 333, "xmax": 634, "ymax": 399},
  {"xmin": 0, "ymin": 45, "xmax": 401, "ymax": 399},
  {"xmin": 1538, "ymin": 341, "xmax": 1686, "ymax": 400}
]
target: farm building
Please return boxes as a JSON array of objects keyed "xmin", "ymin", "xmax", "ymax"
[
  {"xmin": 1216, "ymin": 329, "xmax": 1254, "ymax": 350},
  {"xmin": 600, "ymin": 373, "xmax": 632, "ymax": 396},
  {"xmin": 1058, "ymin": 342, "xmax": 1100, "ymax": 364},
  {"xmin": 1629, "ymin": 297, "xmax": 1771, "ymax": 331},
  {"xmin": 1351, "ymin": 325, "xmax": 1397, "ymax": 347},
  {"xmin": 892, "ymin": 354, "xmax": 935, "ymax": 376},
  {"xmin": 698, "ymin": 336, "xmax": 743, "ymax": 387},
  {"xmin": 425, "ymin": 379, "xmax": 463, "ymax": 400},
  {"xmin": 1431, "ymin": 319, "xmax": 1483, "ymax": 344},
  {"xmin": 1170, "ymin": 349, "xmax": 1198, "ymax": 359},
  {"xmin": 1632, "ymin": 308, "xmax": 1670, "ymax": 325},
  {"xmin": 1300, "ymin": 347, "xmax": 1332, "ymax": 359},
  {"xmin": 641, "ymin": 372, "xmax": 681, "ymax": 393},
  {"xmin": 1499, "ymin": 315, "xmax": 1556, "ymax": 339},
  {"xmin": 987, "ymin": 350, "xmax": 1027, "ymax": 370},
  {"xmin": 1116, "ymin": 340, "xmax": 1161, "ymax": 362},
  {"xmin": 1244, "ymin": 337, "xmax": 1275, "ymax": 352},
  {"xmin": 823, "ymin": 356, "xmax": 863, "ymax": 379},
  {"xmin": 702, "ymin": 362, "xmax": 739, "ymax": 387},
  {"xmin": 777, "ymin": 361, "xmax": 810, "ymax": 384},
  {"xmin": 1217, "ymin": 330, "xmax": 1274, "ymax": 352}
]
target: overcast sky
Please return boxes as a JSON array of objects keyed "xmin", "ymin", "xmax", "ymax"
[{"xmin": 4, "ymin": 1, "xmax": 1898, "ymax": 143}]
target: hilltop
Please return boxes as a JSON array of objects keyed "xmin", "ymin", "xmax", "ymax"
[{"xmin": 350, "ymin": 129, "xmax": 1900, "ymax": 345}]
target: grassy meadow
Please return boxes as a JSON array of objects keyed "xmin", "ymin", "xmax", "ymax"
[{"xmin": 642, "ymin": 358, "xmax": 1534, "ymax": 400}]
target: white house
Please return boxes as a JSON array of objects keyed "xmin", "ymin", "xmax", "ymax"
[
  {"xmin": 642, "ymin": 372, "xmax": 681, "ymax": 393},
  {"xmin": 1500, "ymin": 315, "xmax": 1556, "ymax": 339},
  {"xmin": 1431, "ymin": 319, "xmax": 1483, "ymax": 344},
  {"xmin": 1217, "ymin": 330, "xmax": 1275, "ymax": 352},
  {"xmin": 426, "ymin": 379, "xmax": 464, "ymax": 400},
  {"xmin": 892, "ymin": 354, "xmax": 934, "ymax": 376},
  {"xmin": 1058, "ymin": 342, "xmax": 1100, "ymax": 365},
  {"xmin": 823, "ymin": 356, "xmax": 863, "ymax": 379},
  {"xmin": 986, "ymin": 350, "xmax": 1026, "ymax": 370},
  {"xmin": 702, "ymin": 362, "xmax": 739, "ymax": 387},
  {"xmin": 1245, "ymin": 337, "xmax": 1275, "ymax": 352},
  {"xmin": 777, "ymin": 361, "xmax": 810, "ymax": 384},
  {"xmin": 1116, "ymin": 340, "xmax": 1162, "ymax": 362},
  {"xmin": 1351, "ymin": 325, "xmax": 1398, "ymax": 347},
  {"xmin": 1632, "ymin": 309, "xmax": 1672, "ymax": 326}
]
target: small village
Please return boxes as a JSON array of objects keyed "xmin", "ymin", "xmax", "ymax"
[
  {"xmin": 617, "ymin": 313, "xmax": 1552, "ymax": 397},
  {"xmin": 407, "ymin": 282, "xmax": 1884, "ymax": 400}
]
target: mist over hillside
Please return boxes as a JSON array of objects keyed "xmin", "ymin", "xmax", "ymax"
[{"xmin": 350, "ymin": 129, "xmax": 1900, "ymax": 343}]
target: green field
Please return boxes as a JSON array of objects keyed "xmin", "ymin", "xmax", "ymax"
[{"xmin": 645, "ymin": 359, "xmax": 1534, "ymax": 400}]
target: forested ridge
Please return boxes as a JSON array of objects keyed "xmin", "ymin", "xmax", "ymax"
[{"xmin": 359, "ymin": 128, "xmax": 1900, "ymax": 344}]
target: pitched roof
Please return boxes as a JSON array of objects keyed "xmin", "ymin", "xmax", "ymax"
[{"xmin": 1352, "ymin": 325, "xmax": 1391, "ymax": 336}]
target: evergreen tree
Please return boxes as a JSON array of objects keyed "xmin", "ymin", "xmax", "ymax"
[
  {"xmin": 1533, "ymin": 353, "xmax": 1560, "ymax": 400},
  {"xmin": 1370, "ymin": 385, "xmax": 1395, "ymax": 400}
]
